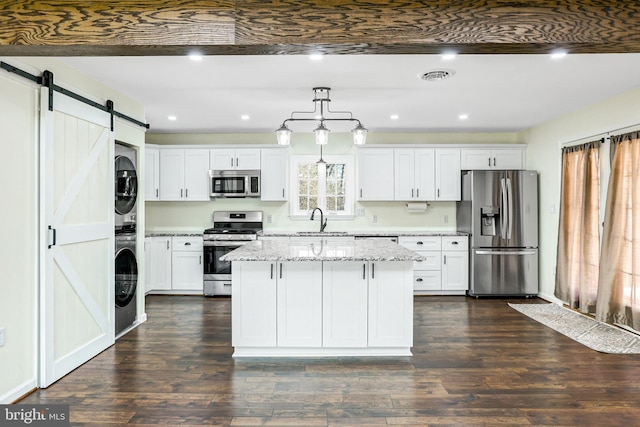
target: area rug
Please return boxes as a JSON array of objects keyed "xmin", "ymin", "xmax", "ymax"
[{"xmin": 508, "ymin": 303, "xmax": 640, "ymax": 354}]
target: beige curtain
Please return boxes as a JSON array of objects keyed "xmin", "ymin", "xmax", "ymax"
[
  {"xmin": 555, "ymin": 141, "xmax": 601, "ymax": 312},
  {"xmin": 596, "ymin": 131, "xmax": 640, "ymax": 329}
]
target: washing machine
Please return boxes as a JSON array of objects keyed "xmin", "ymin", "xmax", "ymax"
[
  {"xmin": 115, "ymin": 143, "xmax": 138, "ymax": 231},
  {"xmin": 115, "ymin": 231, "xmax": 138, "ymax": 335}
]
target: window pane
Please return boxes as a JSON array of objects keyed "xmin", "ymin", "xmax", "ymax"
[
  {"xmin": 299, "ymin": 196, "xmax": 308, "ymax": 211},
  {"xmin": 309, "ymin": 196, "xmax": 317, "ymax": 209},
  {"xmin": 327, "ymin": 180, "xmax": 336, "ymax": 194},
  {"xmin": 326, "ymin": 196, "xmax": 336, "ymax": 210},
  {"xmin": 336, "ymin": 196, "xmax": 345, "ymax": 211}
]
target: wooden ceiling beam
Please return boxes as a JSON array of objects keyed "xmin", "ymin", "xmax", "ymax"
[{"xmin": 1, "ymin": 1, "xmax": 639, "ymax": 56}]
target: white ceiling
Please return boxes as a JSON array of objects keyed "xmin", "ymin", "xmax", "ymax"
[{"xmin": 60, "ymin": 54, "xmax": 640, "ymax": 135}]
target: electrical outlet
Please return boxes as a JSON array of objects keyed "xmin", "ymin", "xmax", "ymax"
[
  {"xmin": 0, "ymin": 327, "xmax": 5, "ymax": 348},
  {"xmin": 372, "ymin": 214, "xmax": 378, "ymax": 224},
  {"xmin": 444, "ymin": 215, "xmax": 449, "ymax": 224}
]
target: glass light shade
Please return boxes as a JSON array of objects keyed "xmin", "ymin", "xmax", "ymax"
[
  {"xmin": 352, "ymin": 124, "xmax": 368, "ymax": 145},
  {"xmin": 314, "ymin": 123, "xmax": 330, "ymax": 145},
  {"xmin": 276, "ymin": 125, "xmax": 292, "ymax": 145}
]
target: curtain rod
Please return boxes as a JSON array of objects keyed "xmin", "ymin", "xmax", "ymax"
[{"xmin": 561, "ymin": 122, "xmax": 640, "ymax": 147}]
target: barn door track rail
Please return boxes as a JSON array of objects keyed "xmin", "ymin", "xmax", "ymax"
[{"xmin": 1, "ymin": 61, "xmax": 149, "ymax": 131}]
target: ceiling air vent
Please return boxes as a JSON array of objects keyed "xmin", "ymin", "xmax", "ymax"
[{"xmin": 419, "ymin": 69, "xmax": 455, "ymax": 82}]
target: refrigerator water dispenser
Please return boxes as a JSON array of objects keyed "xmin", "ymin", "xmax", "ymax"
[{"xmin": 481, "ymin": 206, "xmax": 499, "ymax": 236}]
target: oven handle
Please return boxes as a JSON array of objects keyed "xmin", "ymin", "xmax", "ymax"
[{"xmin": 203, "ymin": 240, "xmax": 251, "ymax": 247}]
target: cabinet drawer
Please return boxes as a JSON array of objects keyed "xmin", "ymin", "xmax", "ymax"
[
  {"xmin": 398, "ymin": 236, "xmax": 441, "ymax": 251},
  {"xmin": 442, "ymin": 236, "xmax": 468, "ymax": 251},
  {"xmin": 413, "ymin": 271, "xmax": 441, "ymax": 291},
  {"xmin": 172, "ymin": 236, "xmax": 203, "ymax": 251},
  {"xmin": 413, "ymin": 251, "xmax": 441, "ymax": 271}
]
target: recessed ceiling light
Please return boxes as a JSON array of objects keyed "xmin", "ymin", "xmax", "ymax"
[
  {"xmin": 188, "ymin": 52, "xmax": 203, "ymax": 61},
  {"xmin": 390, "ymin": 114, "xmax": 400, "ymax": 120},
  {"xmin": 168, "ymin": 115, "xmax": 177, "ymax": 121},
  {"xmin": 309, "ymin": 53, "xmax": 324, "ymax": 61},
  {"xmin": 442, "ymin": 52, "xmax": 457, "ymax": 61},
  {"xmin": 241, "ymin": 115, "xmax": 250, "ymax": 120},
  {"xmin": 550, "ymin": 50, "xmax": 567, "ymax": 59},
  {"xmin": 459, "ymin": 114, "xmax": 469, "ymax": 120}
]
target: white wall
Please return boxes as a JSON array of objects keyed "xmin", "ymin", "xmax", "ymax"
[
  {"xmin": 522, "ymin": 87, "xmax": 640, "ymax": 301},
  {"xmin": 146, "ymin": 132, "xmax": 518, "ymax": 233},
  {"xmin": 0, "ymin": 57, "xmax": 146, "ymax": 403}
]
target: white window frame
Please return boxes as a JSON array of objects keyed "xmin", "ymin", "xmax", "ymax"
[{"xmin": 289, "ymin": 154, "xmax": 354, "ymax": 219}]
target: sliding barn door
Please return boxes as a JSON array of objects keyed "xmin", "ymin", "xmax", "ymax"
[{"xmin": 39, "ymin": 88, "xmax": 114, "ymax": 387}]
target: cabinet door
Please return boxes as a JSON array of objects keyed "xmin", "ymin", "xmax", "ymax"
[
  {"xmin": 144, "ymin": 147, "xmax": 160, "ymax": 201},
  {"xmin": 493, "ymin": 148, "xmax": 524, "ymax": 169},
  {"xmin": 261, "ymin": 148, "xmax": 288, "ymax": 201},
  {"xmin": 277, "ymin": 261, "xmax": 323, "ymax": 347},
  {"xmin": 368, "ymin": 261, "xmax": 413, "ymax": 347},
  {"xmin": 210, "ymin": 148, "xmax": 236, "ymax": 171},
  {"xmin": 414, "ymin": 148, "xmax": 436, "ymax": 200},
  {"xmin": 357, "ymin": 148, "xmax": 395, "ymax": 201},
  {"xmin": 435, "ymin": 148, "xmax": 461, "ymax": 201},
  {"xmin": 322, "ymin": 261, "xmax": 368, "ymax": 347},
  {"xmin": 394, "ymin": 148, "xmax": 415, "ymax": 200},
  {"xmin": 184, "ymin": 149, "xmax": 210, "ymax": 200},
  {"xmin": 442, "ymin": 251, "xmax": 469, "ymax": 291},
  {"xmin": 171, "ymin": 251, "xmax": 203, "ymax": 291},
  {"xmin": 232, "ymin": 261, "xmax": 277, "ymax": 347},
  {"xmin": 236, "ymin": 149, "xmax": 261, "ymax": 169},
  {"xmin": 148, "ymin": 237, "xmax": 172, "ymax": 291},
  {"xmin": 460, "ymin": 148, "xmax": 492, "ymax": 170},
  {"xmin": 159, "ymin": 149, "xmax": 185, "ymax": 200}
]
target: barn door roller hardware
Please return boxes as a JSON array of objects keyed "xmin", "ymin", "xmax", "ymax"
[{"xmin": 1, "ymin": 61, "xmax": 149, "ymax": 131}]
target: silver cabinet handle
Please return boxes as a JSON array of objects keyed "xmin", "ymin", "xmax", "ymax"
[
  {"xmin": 362, "ymin": 263, "xmax": 366, "ymax": 280},
  {"xmin": 270, "ymin": 263, "xmax": 274, "ymax": 279},
  {"xmin": 417, "ymin": 241, "xmax": 423, "ymax": 245},
  {"xmin": 444, "ymin": 255, "xmax": 447, "ymax": 264},
  {"xmin": 437, "ymin": 188, "xmax": 440, "ymax": 198},
  {"xmin": 282, "ymin": 188, "xmax": 285, "ymax": 198},
  {"xmin": 417, "ymin": 188, "xmax": 419, "ymax": 198},
  {"xmin": 166, "ymin": 240, "xmax": 169, "ymax": 250},
  {"xmin": 180, "ymin": 189, "xmax": 183, "ymax": 198},
  {"xmin": 416, "ymin": 278, "xmax": 423, "ymax": 282},
  {"xmin": 493, "ymin": 157, "xmax": 496, "ymax": 166},
  {"xmin": 411, "ymin": 188, "xmax": 414, "ymax": 198},
  {"xmin": 185, "ymin": 188, "xmax": 188, "ymax": 198},
  {"xmin": 231, "ymin": 158, "xmax": 234, "ymax": 167},
  {"xmin": 279, "ymin": 263, "xmax": 283, "ymax": 279},
  {"xmin": 451, "ymin": 241, "xmax": 459, "ymax": 245},
  {"xmin": 488, "ymin": 157, "xmax": 491, "ymax": 167},
  {"xmin": 372, "ymin": 263, "xmax": 375, "ymax": 279},
  {"xmin": 185, "ymin": 242, "xmax": 191, "ymax": 246},
  {"xmin": 360, "ymin": 188, "xmax": 363, "ymax": 198},
  {"xmin": 199, "ymin": 255, "xmax": 202, "ymax": 264},
  {"xmin": 236, "ymin": 157, "xmax": 239, "ymax": 167},
  {"xmin": 156, "ymin": 188, "xmax": 158, "ymax": 197}
]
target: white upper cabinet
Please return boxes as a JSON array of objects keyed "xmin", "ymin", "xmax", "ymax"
[
  {"xmin": 260, "ymin": 148, "xmax": 288, "ymax": 201},
  {"xmin": 210, "ymin": 148, "xmax": 261, "ymax": 170},
  {"xmin": 435, "ymin": 148, "xmax": 461, "ymax": 201},
  {"xmin": 394, "ymin": 148, "xmax": 435, "ymax": 201},
  {"xmin": 159, "ymin": 148, "xmax": 209, "ymax": 201},
  {"xmin": 144, "ymin": 146, "xmax": 160, "ymax": 201},
  {"xmin": 357, "ymin": 148, "xmax": 395, "ymax": 201},
  {"xmin": 460, "ymin": 147, "xmax": 525, "ymax": 170}
]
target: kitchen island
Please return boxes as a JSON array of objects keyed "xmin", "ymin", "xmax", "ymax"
[{"xmin": 221, "ymin": 239, "xmax": 424, "ymax": 357}]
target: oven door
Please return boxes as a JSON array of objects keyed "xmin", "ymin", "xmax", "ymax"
[{"xmin": 203, "ymin": 241, "xmax": 246, "ymax": 280}]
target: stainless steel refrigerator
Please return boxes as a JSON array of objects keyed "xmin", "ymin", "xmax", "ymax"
[{"xmin": 457, "ymin": 170, "xmax": 538, "ymax": 297}]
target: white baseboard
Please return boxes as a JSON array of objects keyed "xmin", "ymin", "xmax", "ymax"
[
  {"xmin": 537, "ymin": 292, "xmax": 563, "ymax": 305},
  {"xmin": 1, "ymin": 378, "xmax": 37, "ymax": 404}
]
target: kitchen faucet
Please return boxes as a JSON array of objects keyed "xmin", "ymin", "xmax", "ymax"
[{"xmin": 310, "ymin": 207, "xmax": 327, "ymax": 232}]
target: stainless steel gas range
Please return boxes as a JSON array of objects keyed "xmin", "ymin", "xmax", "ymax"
[{"xmin": 203, "ymin": 211, "xmax": 263, "ymax": 296}]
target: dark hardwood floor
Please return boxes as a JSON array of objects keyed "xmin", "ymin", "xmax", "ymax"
[{"xmin": 20, "ymin": 295, "xmax": 640, "ymax": 426}]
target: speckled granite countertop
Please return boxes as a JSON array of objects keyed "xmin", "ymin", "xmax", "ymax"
[
  {"xmin": 145, "ymin": 232, "xmax": 202, "ymax": 237},
  {"xmin": 258, "ymin": 231, "xmax": 468, "ymax": 238},
  {"xmin": 220, "ymin": 239, "xmax": 425, "ymax": 262}
]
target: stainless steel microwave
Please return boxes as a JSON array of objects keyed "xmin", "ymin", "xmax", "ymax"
[{"xmin": 209, "ymin": 170, "xmax": 261, "ymax": 198}]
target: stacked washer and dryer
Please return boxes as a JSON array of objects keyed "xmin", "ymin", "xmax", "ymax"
[{"xmin": 114, "ymin": 143, "xmax": 139, "ymax": 336}]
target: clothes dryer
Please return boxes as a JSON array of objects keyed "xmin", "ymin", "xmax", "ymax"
[{"xmin": 115, "ymin": 231, "xmax": 137, "ymax": 336}]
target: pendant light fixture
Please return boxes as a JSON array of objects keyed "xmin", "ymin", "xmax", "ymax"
[{"xmin": 276, "ymin": 87, "xmax": 367, "ymax": 146}]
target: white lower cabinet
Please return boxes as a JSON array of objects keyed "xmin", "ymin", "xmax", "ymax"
[
  {"xmin": 232, "ymin": 261, "xmax": 277, "ymax": 347},
  {"xmin": 277, "ymin": 261, "xmax": 323, "ymax": 347},
  {"xmin": 399, "ymin": 235, "xmax": 469, "ymax": 295},
  {"xmin": 171, "ymin": 236, "xmax": 203, "ymax": 292},
  {"xmin": 231, "ymin": 259, "xmax": 413, "ymax": 355},
  {"xmin": 146, "ymin": 236, "xmax": 203, "ymax": 294},
  {"xmin": 146, "ymin": 236, "xmax": 172, "ymax": 292},
  {"xmin": 322, "ymin": 261, "xmax": 369, "ymax": 348}
]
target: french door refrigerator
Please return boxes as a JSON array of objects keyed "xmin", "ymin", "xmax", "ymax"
[{"xmin": 457, "ymin": 170, "xmax": 538, "ymax": 297}]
